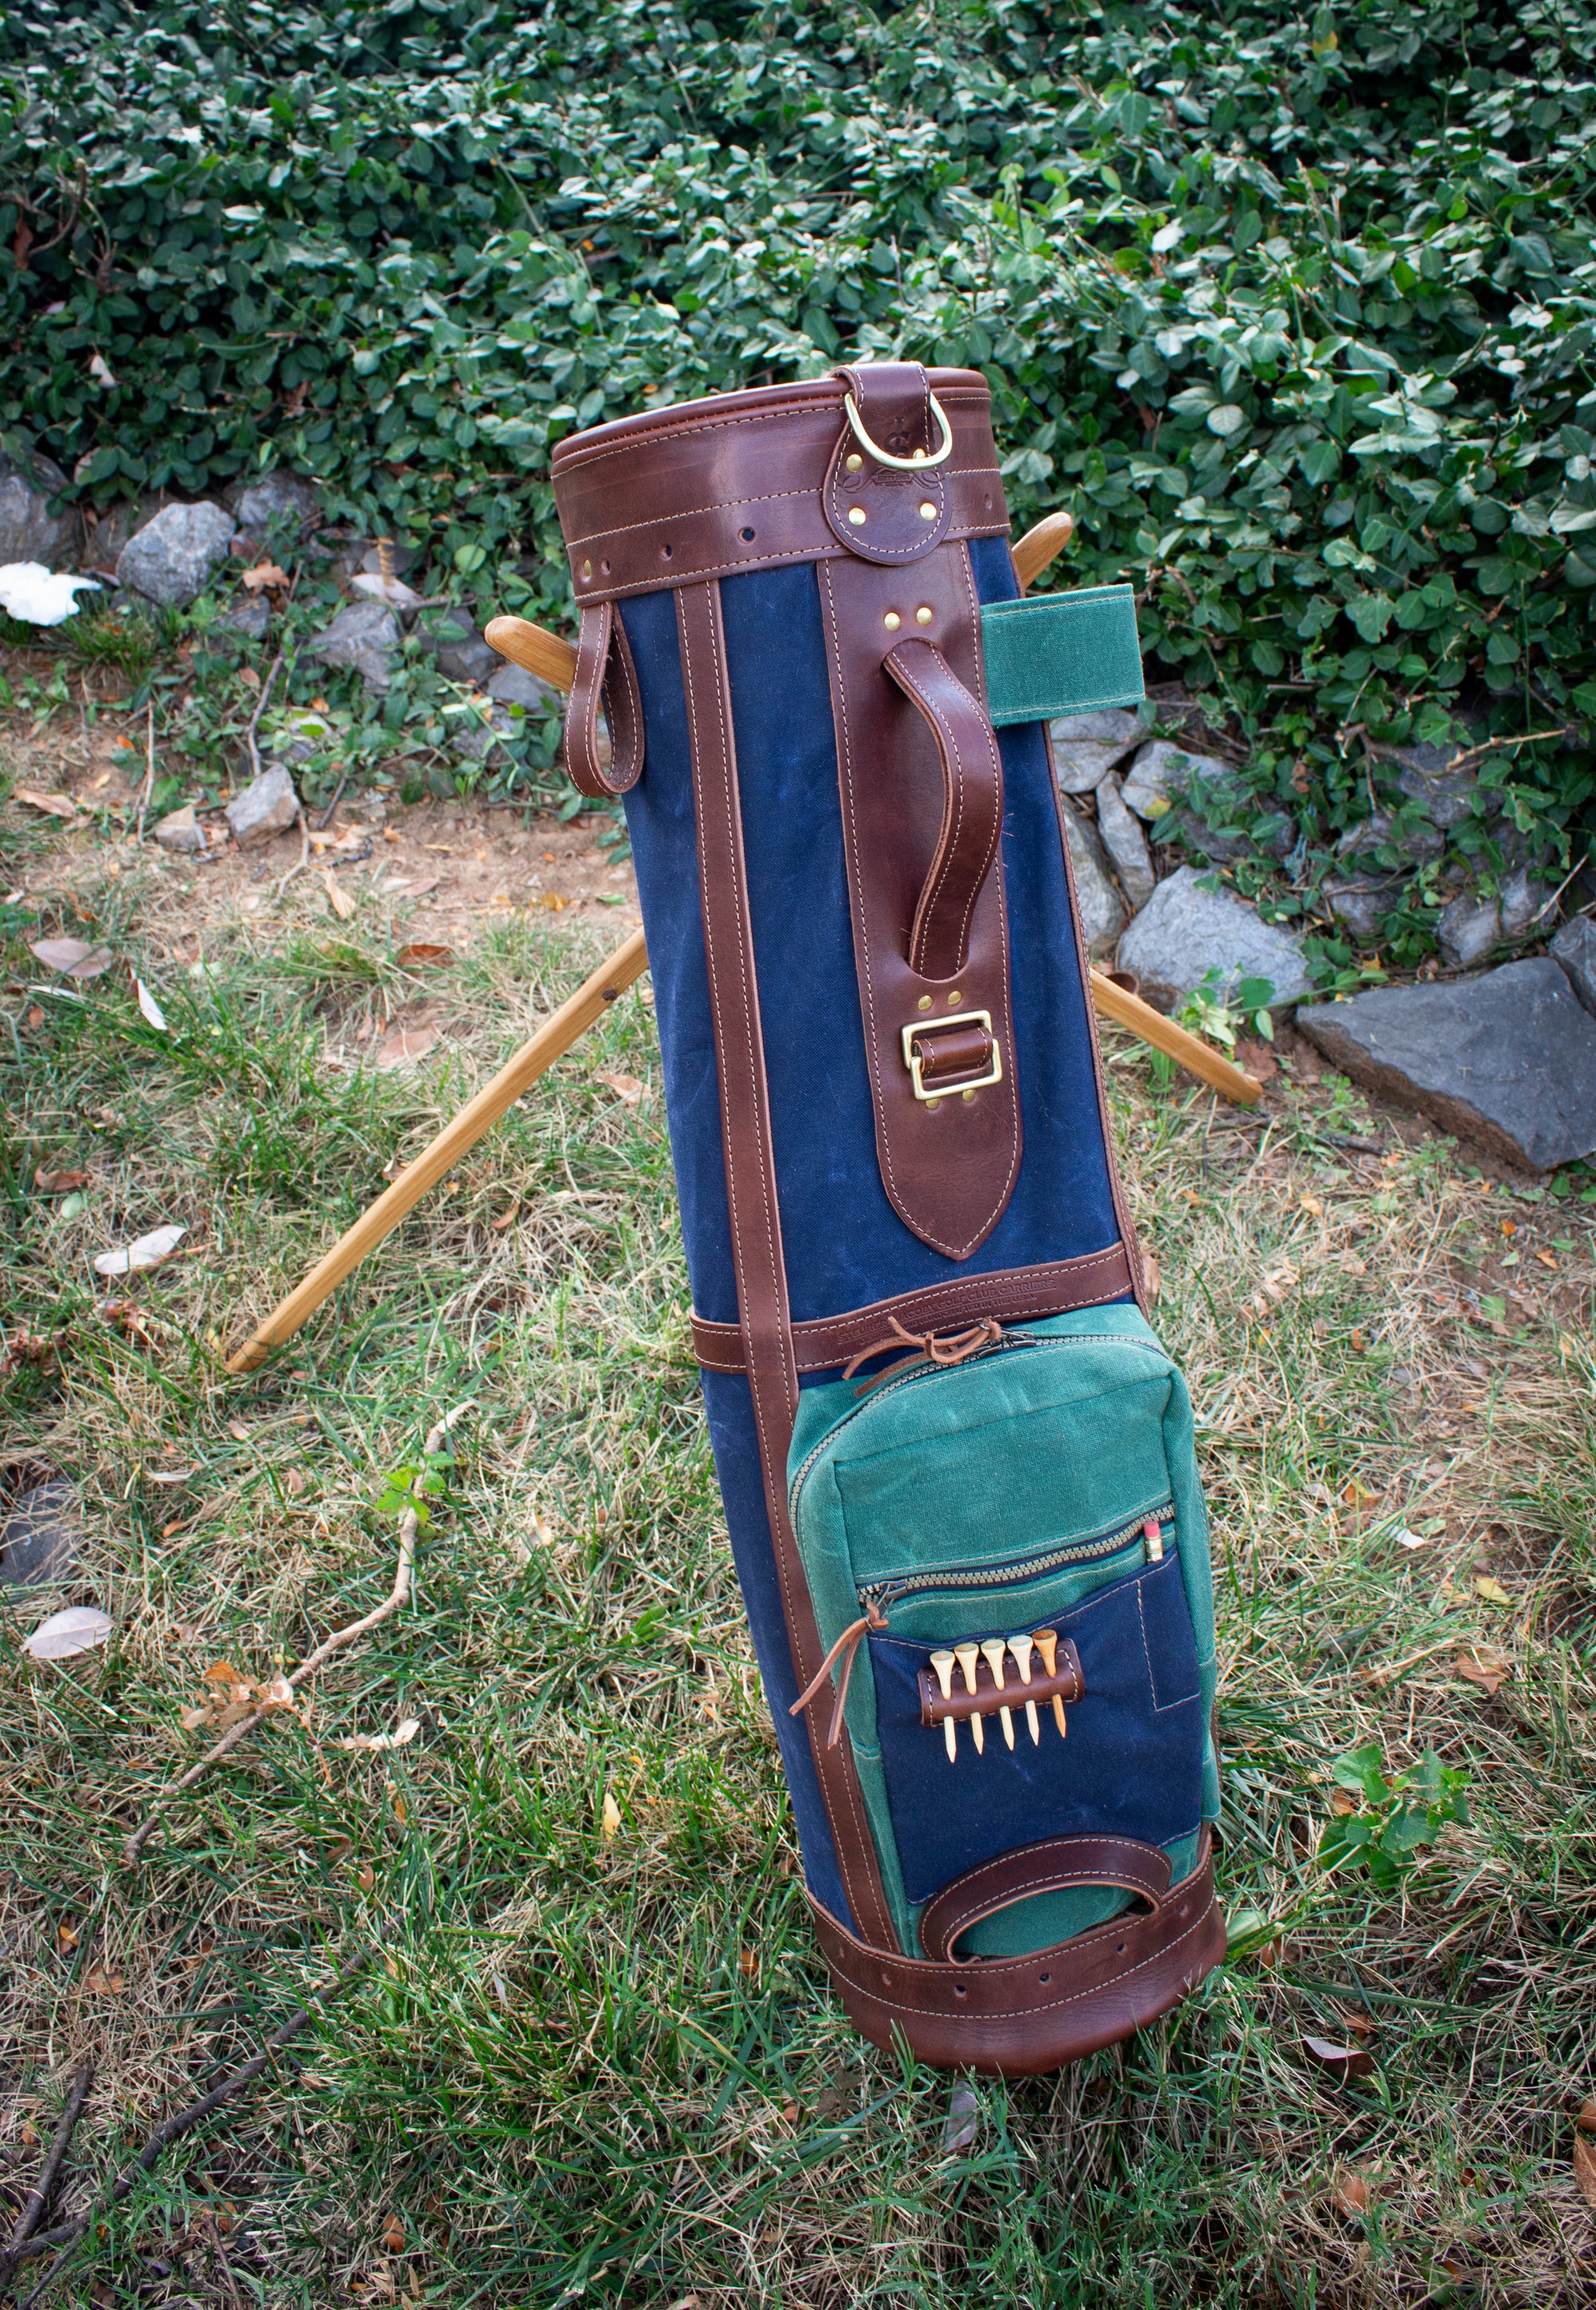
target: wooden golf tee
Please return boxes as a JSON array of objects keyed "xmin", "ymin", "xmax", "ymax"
[{"xmin": 225, "ymin": 928, "xmax": 650, "ymax": 1372}]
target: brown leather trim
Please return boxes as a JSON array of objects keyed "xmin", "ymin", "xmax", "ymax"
[
  {"xmin": 551, "ymin": 370, "xmax": 1005, "ymax": 604},
  {"xmin": 918, "ymin": 1832, "xmax": 1171, "ymax": 1967},
  {"xmin": 563, "ymin": 599, "xmax": 644, "ymax": 799},
  {"xmin": 917, "ymin": 1636, "xmax": 1083, "ymax": 1728},
  {"xmin": 676, "ymin": 575, "xmax": 899, "ymax": 1954},
  {"xmin": 808, "ymin": 1829, "xmax": 1226, "ymax": 2075},
  {"xmin": 818, "ymin": 540, "xmax": 1021, "ymax": 1262},
  {"xmin": 688, "ymin": 1245, "xmax": 1136, "ymax": 1374}
]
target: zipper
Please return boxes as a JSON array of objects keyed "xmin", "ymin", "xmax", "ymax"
[
  {"xmin": 857, "ymin": 1502, "xmax": 1175, "ymax": 1617},
  {"xmin": 788, "ymin": 1327, "xmax": 1166, "ymax": 1523}
]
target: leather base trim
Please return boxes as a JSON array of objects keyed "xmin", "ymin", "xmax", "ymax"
[
  {"xmin": 689, "ymin": 1244, "xmax": 1136, "ymax": 1374},
  {"xmin": 807, "ymin": 1832, "xmax": 1225, "ymax": 2076}
]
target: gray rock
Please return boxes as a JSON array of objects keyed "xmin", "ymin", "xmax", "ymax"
[
  {"xmin": 231, "ymin": 469, "xmax": 320, "ymax": 536},
  {"xmin": 1052, "ymin": 741, "xmax": 1123, "ymax": 794},
  {"xmin": 1120, "ymin": 738, "xmax": 1236, "ymax": 821},
  {"xmin": 1337, "ymin": 809, "xmax": 1444, "ymax": 870},
  {"xmin": 487, "ymin": 660, "xmax": 559, "ymax": 713},
  {"xmin": 1059, "ymin": 798, "xmax": 1127, "ymax": 957},
  {"xmin": 1325, "ymin": 876, "xmax": 1404, "ymax": 940},
  {"xmin": 0, "ymin": 446, "xmax": 75, "ymax": 565},
  {"xmin": 153, "ymin": 803, "xmax": 206, "ymax": 855},
  {"xmin": 452, "ymin": 704, "xmax": 516, "ymax": 767},
  {"xmin": 1296, "ymin": 960, "xmax": 1596, "ymax": 1171},
  {"xmin": 1389, "ymin": 742, "xmax": 1479, "ymax": 829},
  {"xmin": 1047, "ymin": 710, "xmax": 1145, "ymax": 793},
  {"xmin": 413, "ymin": 607, "xmax": 497, "ymax": 686},
  {"xmin": 0, "ymin": 1479, "xmax": 79, "ymax": 1587},
  {"xmin": 306, "ymin": 600, "xmax": 397, "ymax": 691},
  {"xmin": 225, "ymin": 761, "xmax": 300, "ymax": 848},
  {"xmin": 117, "ymin": 500, "xmax": 236, "ymax": 607},
  {"xmin": 1499, "ymin": 868, "xmax": 1547, "ymax": 939},
  {"xmin": 1551, "ymin": 913, "xmax": 1596, "ymax": 1015},
  {"xmin": 1439, "ymin": 892, "xmax": 1501, "ymax": 971},
  {"xmin": 1174, "ymin": 810, "xmax": 1252, "ymax": 865},
  {"xmin": 1094, "ymin": 773, "xmax": 1156, "ymax": 912},
  {"xmin": 1116, "ymin": 864, "xmax": 1312, "ymax": 1011},
  {"xmin": 221, "ymin": 593, "xmax": 271, "ymax": 640}
]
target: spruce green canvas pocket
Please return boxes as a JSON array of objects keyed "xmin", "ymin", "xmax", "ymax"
[{"xmin": 787, "ymin": 1303, "xmax": 1219, "ymax": 1957}]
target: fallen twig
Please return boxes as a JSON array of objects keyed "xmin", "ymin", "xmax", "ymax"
[
  {"xmin": 124, "ymin": 1405, "xmax": 470, "ymax": 1863},
  {"xmin": 133, "ymin": 704, "xmax": 154, "ymax": 844},
  {"xmin": 273, "ymin": 802, "xmax": 310, "ymax": 903},
  {"xmin": 315, "ymin": 772, "xmax": 350, "ymax": 831},
  {"xmin": 242, "ymin": 647, "xmax": 284, "ymax": 786},
  {"xmin": 10, "ymin": 1951, "xmax": 369, "ymax": 2304},
  {"xmin": 0, "ymin": 2057, "xmax": 95, "ymax": 2279}
]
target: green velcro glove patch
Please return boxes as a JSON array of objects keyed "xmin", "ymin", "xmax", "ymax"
[{"xmin": 980, "ymin": 584, "xmax": 1145, "ymax": 727}]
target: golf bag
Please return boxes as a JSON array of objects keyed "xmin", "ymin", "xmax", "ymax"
[{"xmin": 550, "ymin": 362, "xmax": 1225, "ymax": 2074}]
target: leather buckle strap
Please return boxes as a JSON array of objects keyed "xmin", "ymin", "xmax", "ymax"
[
  {"xmin": 901, "ymin": 1012, "xmax": 1001, "ymax": 1104},
  {"xmin": 563, "ymin": 599, "xmax": 645, "ymax": 798}
]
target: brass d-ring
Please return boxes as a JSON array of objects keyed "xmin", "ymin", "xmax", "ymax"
[{"xmin": 843, "ymin": 390, "xmax": 954, "ymax": 471}]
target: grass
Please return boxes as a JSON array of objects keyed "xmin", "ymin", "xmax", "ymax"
[{"xmin": 2, "ymin": 789, "xmax": 1596, "ymax": 2309}]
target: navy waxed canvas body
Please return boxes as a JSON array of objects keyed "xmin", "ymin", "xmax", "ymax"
[{"xmin": 534, "ymin": 361, "xmax": 1227, "ymax": 2074}]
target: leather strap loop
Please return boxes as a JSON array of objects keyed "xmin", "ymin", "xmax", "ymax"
[
  {"xmin": 882, "ymin": 638, "xmax": 1005, "ymax": 982},
  {"xmin": 564, "ymin": 599, "xmax": 645, "ymax": 797},
  {"xmin": 824, "ymin": 362, "xmax": 952, "ymax": 564},
  {"xmin": 918, "ymin": 1833, "xmax": 1172, "ymax": 1967}
]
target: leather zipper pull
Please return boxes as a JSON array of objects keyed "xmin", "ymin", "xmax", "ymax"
[{"xmin": 788, "ymin": 1596, "xmax": 887, "ymax": 1749}]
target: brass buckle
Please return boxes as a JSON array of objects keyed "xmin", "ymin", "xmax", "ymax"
[
  {"xmin": 843, "ymin": 390, "xmax": 954, "ymax": 472},
  {"xmin": 899, "ymin": 1010, "xmax": 1002, "ymax": 1104}
]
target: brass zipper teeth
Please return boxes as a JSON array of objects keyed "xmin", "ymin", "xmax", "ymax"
[{"xmin": 857, "ymin": 1504, "xmax": 1175, "ymax": 1612}]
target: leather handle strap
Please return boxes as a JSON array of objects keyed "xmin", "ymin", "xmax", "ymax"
[
  {"xmin": 918, "ymin": 1833, "xmax": 1173, "ymax": 1967},
  {"xmin": 882, "ymin": 637, "xmax": 1005, "ymax": 982},
  {"xmin": 564, "ymin": 599, "xmax": 645, "ymax": 797}
]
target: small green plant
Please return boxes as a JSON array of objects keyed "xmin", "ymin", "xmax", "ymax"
[
  {"xmin": 373, "ymin": 1452, "xmax": 452, "ymax": 1533},
  {"xmin": 1151, "ymin": 968, "xmax": 1275, "ymax": 1086},
  {"xmin": 1319, "ymin": 1744, "xmax": 1472, "ymax": 1893}
]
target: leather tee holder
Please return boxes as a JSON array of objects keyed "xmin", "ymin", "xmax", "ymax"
[{"xmin": 548, "ymin": 364, "xmax": 1224, "ymax": 2075}]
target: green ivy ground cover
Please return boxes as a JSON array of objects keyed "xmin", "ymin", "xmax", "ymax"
[{"xmin": 2, "ymin": 0, "xmax": 1595, "ymax": 963}]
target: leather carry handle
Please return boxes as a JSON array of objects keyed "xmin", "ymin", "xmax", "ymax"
[
  {"xmin": 882, "ymin": 636, "xmax": 1005, "ymax": 982},
  {"xmin": 918, "ymin": 1833, "xmax": 1173, "ymax": 1966},
  {"xmin": 564, "ymin": 599, "xmax": 646, "ymax": 798}
]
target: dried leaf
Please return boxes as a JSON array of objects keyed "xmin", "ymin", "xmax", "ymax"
[
  {"xmin": 1574, "ymin": 2133, "xmax": 1596, "ymax": 2212},
  {"xmin": 395, "ymin": 943, "xmax": 453, "ymax": 967},
  {"xmin": 15, "ymin": 788, "xmax": 78, "ymax": 820},
  {"xmin": 259, "ymin": 1674, "xmax": 298, "ymax": 1713},
  {"xmin": 537, "ymin": 891, "xmax": 568, "ymax": 911},
  {"xmin": 338, "ymin": 1718, "xmax": 420, "ymax": 1753},
  {"xmin": 85, "ymin": 1964, "xmax": 125, "ymax": 1995},
  {"xmin": 358, "ymin": 1861, "xmax": 375, "ymax": 1892},
  {"xmin": 135, "ymin": 978, "xmax": 168, "ymax": 1032},
  {"xmin": 1301, "ymin": 2033, "xmax": 1376, "ymax": 2083},
  {"xmin": 35, "ymin": 1166, "xmax": 89, "ymax": 1193},
  {"xmin": 284, "ymin": 1466, "xmax": 308, "ymax": 1497},
  {"xmin": 180, "ymin": 1705, "xmax": 211, "ymax": 1731},
  {"xmin": 228, "ymin": 1419, "xmax": 251, "ymax": 1441},
  {"xmin": 491, "ymin": 1200, "xmax": 521, "ymax": 1232},
  {"xmin": 600, "ymin": 1790, "xmax": 622, "ymax": 1841},
  {"xmin": 56, "ymin": 1921, "xmax": 78, "ymax": 1952},
  {"xmin": 93, "ymin": 1221, "xmax": 186, "ymax": 1276},
  {"xmin": 1333, "ymin": 2170, "xmax": 1370, "ymax": 2215},
  {"xmin": 1299, "ymin": 1193, "xmax": 1323, "ymax": 1216},
  {"xmin": 204, "ymin": 1659, "xmax": 247, "ymax": 1687},
  {"xmin": 324, "ymin": 872, "xmax": 355, "ymax": 921},
  {"xmin": 1474, "ymin": 1576, "xmax": 1511, "ymax": 1605},
  {"xmin": 24, "ymin": 1604, "xmax": 112, "ymax": 1660},
  {"xmin": 596, "ymin": 1070, "xmax": 646, "ymax": 1106},
  {"xmin": 1454, "ymin": 1647, "xmax": 1511, "ymax": 1696},
  {"xmin": 942, "ymin": 2082, "xmax": 982, "ymax": 2154},
  {"xmin": 30, "ymin": 935, "xmax": 114, "ymax": 979},
  {"xmin": 381, "ymin": 2215, "xmax": 405, "ymax": 2253},
  {"xmin": 240, "ymin": 560, "xmax": 290, "ymax": 591},
  {"xmin": 375, "ymin": 1022, "xmax": 438, "ymax": 1070}
]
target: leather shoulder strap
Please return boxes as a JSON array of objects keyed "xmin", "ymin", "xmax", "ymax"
[{"xmin": 675, "ymin": 574, "xmax": 899, "ymax": 1953}]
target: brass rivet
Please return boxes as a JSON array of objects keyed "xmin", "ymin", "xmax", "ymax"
[
  {"xmin": 847, "ymin": 506, "xmax": 867, "ymax": 527},
  {"xmin": 846, "ymin": 453, "xmax": 863, "ymax": 473},
  {"xmin": 926, "ymin": 1098, "xmax": 942, "ymax": 1112},
  {"xmin": 581, "ymin": 560, "xmax": 592, "ymax": 579},
  {"xmin": 962, "ymin": 1089, "xmax": 977, "ymax": 1103},
  {"xmin": 947, "ymin": 990, "xmax": 962, "ymax": 1006},
  {"xmin": 911, "ymin": 449, "xmax": 926, "ymax": 463},
  {"xmin": 917, "ymin": 995, "xmax": 932, "ymax": 1012},
  {"xmin": 883, "ymin": 611, "xmax": 901, "ymax": 631},
  {"xmin": 918, "ymin": 501, "xmax": 937, "ymax": 520},
  {"xmin": 915, "ymin": 606, "xmax": 933, "ymax": 626}
]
